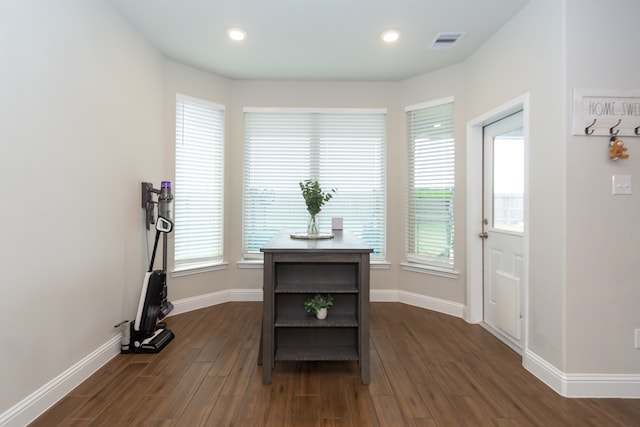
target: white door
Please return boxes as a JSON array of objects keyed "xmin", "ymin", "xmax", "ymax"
[{"xmin": 482, "ymin": 111, "xmax": 524, "ymax": 351}]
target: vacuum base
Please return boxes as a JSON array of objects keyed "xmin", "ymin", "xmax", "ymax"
[{"xmin": 134, "ymin": 328, "xmax": 174, "ymax": 354}]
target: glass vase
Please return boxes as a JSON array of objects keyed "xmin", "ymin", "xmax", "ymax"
[{"xmin": 307, "ymin": 213, "xmax": 319, "ymax": 236}]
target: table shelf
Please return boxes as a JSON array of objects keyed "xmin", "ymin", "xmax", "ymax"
[
  {"xmin": 275, "ymin": 282, "xmax": 358, "ymax": 294},
  {"xmin": 275, "ymin": 313, "xmax": 358, "ymax": 328},
  {"xmin": 276, "ymin": 346, "xmax": 359, "ymax": 361}
]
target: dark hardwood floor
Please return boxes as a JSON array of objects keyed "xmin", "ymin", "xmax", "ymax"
[{"xmin": 30, "ymin": 302, "xmax": 640, "ymax": 426}]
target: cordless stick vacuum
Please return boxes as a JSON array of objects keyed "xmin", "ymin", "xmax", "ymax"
[{"xmin": 130, "ymin": 181, "xmax": 175, "ymax": 353}]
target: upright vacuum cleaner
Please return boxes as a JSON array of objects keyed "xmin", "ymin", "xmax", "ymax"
[{"xmin": 118, "ymin": 181, "xmax": 175, "ymax": 353}]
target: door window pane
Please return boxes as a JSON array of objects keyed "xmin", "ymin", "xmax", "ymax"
[{"xmin": 493, "ymin": 128, "xmax": 524, "ymax": 233}]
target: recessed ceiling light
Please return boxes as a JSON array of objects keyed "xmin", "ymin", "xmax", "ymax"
[
  {"xmin": 227, "ymin": 28, "xmax": 247, "ymax": 41},
  {"xmin": 381, "ymin": 30, "xmax": 401, "ymax": 43}
]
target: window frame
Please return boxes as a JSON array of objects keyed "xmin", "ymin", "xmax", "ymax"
[
  {"xmin": 405, "ymin": 97, "xmax": 456, "ymax": 273},
  {"xmin": 242, "ymin": 107, "xmax": 387, "ymax": 261},
  {"xmin": 173, "ymin": 94, "xmax": 225, "ymax": 273}
]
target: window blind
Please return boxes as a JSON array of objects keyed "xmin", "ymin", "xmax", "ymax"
[
  {"xmin": 406, "ymin": 99, "xmax": 455, "ymax": 269},
  {"xmin": 243, "ymin": 109, "xmax": 386, "ymax": 259},
  {"xmin": 174, "ymin": 95, "xmax": 224, "ymax": 267}
]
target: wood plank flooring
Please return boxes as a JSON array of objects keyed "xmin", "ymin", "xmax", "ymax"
[{"xmin": 30, "ymin": 302, "xmax": 640, "ymax": 426}]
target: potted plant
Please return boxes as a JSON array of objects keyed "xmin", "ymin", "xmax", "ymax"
[
  {"xmin": 299, "ymin": 179, "xmax": 336, "ymax": 236},
  {"xmin": 304, "ymin": 293, "xmax": 334, "ymax": 319}
]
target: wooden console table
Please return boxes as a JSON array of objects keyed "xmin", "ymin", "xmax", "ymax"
[{"xmin": 260, "ymin": 230, "xmax": 372, "ymax": 385}]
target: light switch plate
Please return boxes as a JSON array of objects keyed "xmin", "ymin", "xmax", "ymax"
[{"xmin": 612, "ymin": 175, "xmax": 632, "ymax": 195}]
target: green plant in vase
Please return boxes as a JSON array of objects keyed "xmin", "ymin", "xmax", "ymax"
[
  {"xmin": 299, "ymin": 179, "xmax": 336, "ymax": 236},
  {"xmin": 304, "ymin": 293, "xmax": 334, "ymax": 319}
]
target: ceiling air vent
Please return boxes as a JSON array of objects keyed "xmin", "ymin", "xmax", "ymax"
[{"xmin": 430, "ymin": 32, "xmax": 465, "ymax": 49}]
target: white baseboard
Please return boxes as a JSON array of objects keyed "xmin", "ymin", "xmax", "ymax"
[
  {"xmin": 0, "ymin": 288, "xmax": 463, "ymax": 426},
  {"xmin": 169, "ymin": 288, "xmax": 464, "ymax": 318},
  {"xmin": 397, "ymin": 290, "xmax": 465, "ymax": 318},
  {"xmin": 370, "ymin": 289, "xmax": 465, "ymax": 318},
  {"xmin": 523, "ymin": 349, "xmax": 567, "ymax": 395},
  {"xmin": 171, "ymin": 288, "xmax": 465, "ymax": 318},
  {"xmin": 169, "ymin": 288, "xmax": 263, "ymax": 316},
  {"xmin": 370, "ymin": 289, "xmax": 399, "ymax": 302},
  {"xmin": 5, "ymin": 289, "xmax": 638, "ymax": 426},
  {"xmin": 169, "ymin": 289, "xmax": 234, "ymax": 315},
  {"xmin": 524, "ymin": 349, "xmax": 640, "ymax": 398},
  {"xmin": 0, "ymin": 336, "xmax": 121, "ymax": 427}
]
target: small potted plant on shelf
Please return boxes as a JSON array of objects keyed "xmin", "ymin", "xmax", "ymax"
[
  {"xmin": 304, "ymin": 293, "xmax": 334, "ymax": 320},
  {"xmin": 299, "ymin": 179, "xmax": 336, "ymax": 236}
]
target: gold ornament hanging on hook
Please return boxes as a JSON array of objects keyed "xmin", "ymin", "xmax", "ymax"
[{"xmin": 609, "ymin": 136, "xmax": 629, "ymax": 160}]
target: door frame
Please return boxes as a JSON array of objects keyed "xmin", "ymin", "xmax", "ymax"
[{"xmin": 465, "ymin": 93, "xmax": 530, "ymax": 353}]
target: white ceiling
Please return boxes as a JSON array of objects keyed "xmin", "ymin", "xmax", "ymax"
[{"xmin": 107, "ymin": 0, "xmax": 530, "ymax": 81}]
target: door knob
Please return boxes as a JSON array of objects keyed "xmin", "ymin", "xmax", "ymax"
[{"xmin": 478, "ymin": 232, "xmax": 488, "ymax": 239}]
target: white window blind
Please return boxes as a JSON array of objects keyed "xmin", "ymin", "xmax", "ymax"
[
  {"xmin": 406, "ymin": 99, "xmax": 455, "ymax": 269},
  {"xmin": 174, "ymin": 95, "xmax": 224, "ymax": 267},
  {"xmin": 243, "ymin": 109, "xmax": 386, "ymax": 259}
]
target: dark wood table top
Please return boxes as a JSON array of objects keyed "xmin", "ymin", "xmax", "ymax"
[{"xmin": 260, "ymin": 230, "xmax": 373, "ymax": 253}]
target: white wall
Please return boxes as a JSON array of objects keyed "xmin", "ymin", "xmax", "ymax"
[
  {"xmin": 161, "ymin": 0, "xmax": 640, "ymax": 378},
  {"xmin": 162, "ymin": 66, "xmax": 470, "ymax": 304},
  {"xmin": 226, "ymin": 80, "xmax": 401, "ymax": 293},
  {"xmin": 162, "ymin": 61, "xmax": 235, "ymax": 301},
  {"xmin": 5, "ymin": 0, "xmax": 640, "ymax": 418},
  {"xmin": 397, "ymin": 65, "xmax": 467, "ymax": 304},
  {"xmin": 162, "ymin": 71, "xmax": 473, "ymax": 305},
  {"xmin": 564, "ymin": 0, "xmax": 640, "ymax": 374},
  {"xmin": 463, "ymin": 0, "xmax": 567, "ymax": 369},
  {"xmin": 0, "ymin": 0, "xmax": 165, "ymax": 415},
  {"xmin": 161, "ymin": 77, "xmax": 407, "ymax": 297},
  {"xmin": 463, "ymin": 0, "xmax": 640, "ymax": 378}
]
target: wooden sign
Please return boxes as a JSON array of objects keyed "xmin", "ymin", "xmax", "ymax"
[{"xmin": 573, "ymin": 89, "xmax": 640, "ymax": 136}]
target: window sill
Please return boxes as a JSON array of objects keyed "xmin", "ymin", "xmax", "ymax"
[
  {"xmin": 172, "ymin": 261, "xmax": 228, "ymax": 278},
  {"xmin": 400, "ymin": 262, "xmax": 459, "ymax": 279},
  {"xmin": 237, "ymin": 259, "xmax": 264, "ymax": 269},
  {"xmin": 371, "ymin": 261, "xmax": 391, "ymax": 269},
  {"xmin": 237, "ymin": 259, "xmax": 391, "ymax": 269}
]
